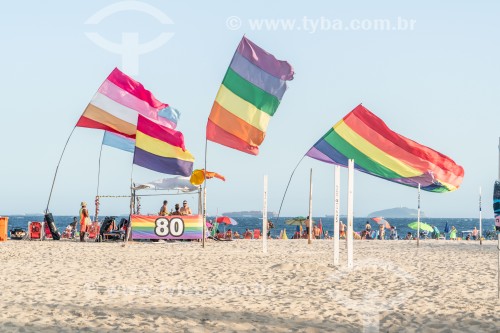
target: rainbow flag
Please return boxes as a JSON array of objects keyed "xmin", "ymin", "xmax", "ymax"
[
  {"xmin": 206, "ymin": 36, "xmax": 294, "ymax": 155},
  {"xmin": 76, "ymin": 68, "xmax": 179, "ymax": 138},
  {"xmin": 131, "ymin": 214, "xmax": 203, "ymax": 240},
  {"xmin": 306, "ymin": 104, "xmax": 464, "ymax": 192},
  {"xmin": 133, "ymin": 115, "xmax": 194, "ymax": 176}
]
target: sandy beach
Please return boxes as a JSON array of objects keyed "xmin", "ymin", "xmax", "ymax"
[{"xmin": 0, "ymin": 239, "xmax": 499, "ymax": 332}]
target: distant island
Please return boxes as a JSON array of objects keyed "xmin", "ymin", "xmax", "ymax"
[
  {"xmin": 222, "ymin": 211, "xmax": 276, "ymax": 218},
  {"xmin": 367, "ymin": 207, "xmax": 425, "ymax": 218}
]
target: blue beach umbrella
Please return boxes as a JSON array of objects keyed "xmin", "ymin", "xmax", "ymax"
[{"xmin": 444, "ymin": 221, "xmax": 450, "ymax": 234}]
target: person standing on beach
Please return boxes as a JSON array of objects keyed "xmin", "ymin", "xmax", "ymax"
[
  {"xmin": 305, "ymin": 216, "xmax": 312, "ymax": 241},
  {"xmin": 179, "ymin": 200, "xmax": 192, "ymax": 215},
  {"xmin": 159, "ymin": 200, "xmax": 168, "ymax": 216},
  {"xmin": 472, "ymin": 226, "xmax": 478, "ymax": 240},
  {"xmin": 449, "ymin": 226, "xmax": 457, "ymax": 240},
  {"xmin": 79, "ymin": 202, "xmax": 89, "ymax": 242}
]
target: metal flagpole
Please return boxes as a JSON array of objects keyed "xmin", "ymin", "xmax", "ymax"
[
  {"xmin": 417, "ymin": 184, "xmax": 421, "ymax": 247},
  {"xmin": 202, "ymin": 138, "xmax": 208, "ymax": 248},
  {"xmin": 45, "ymin": 126, "xmax": 77, "ymax": 214},
  {"xmin": 479, "ymin": 186, "xmax": 482, "ymax": 245},
  {"xmin": 308, "ymin": 168, "xmax": 313, "ymax": 245},
  {"xmin": 263, "ymin": 175, "xmax": 268, "ymax": 253},
  {"xmin": 333, "ymin": 165, "xmax": 340, "ymax": 266},
  {"xmin": 347, "ymin": 159, "xmax": 354, "ymax": 269},
  {"xmin": 94, "ymin": 134, "xmax": 104, "ymax": 223}
]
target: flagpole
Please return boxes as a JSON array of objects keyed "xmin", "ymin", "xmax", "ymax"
[
  {"xmin": 94, "ymin": 133, "xmax": 104, "ymax": 222},
  {"xmin": 275, "ymin": 155, "xmax": 305, "ymax": 224},
  {"xmin": 347, "ymin": 159, "xmax": 354, "ymax": 269},
  {"xmin": 333, "ymin": 165, "xmax": 340, "ymax": 266},
  {"xmin": 417, "ymin": 184, "xmax": 421, "ymax": 247},
  {"xmin": 202, "ymin": 137, "xmax": 208, "ymax": 248},
  {"xmin": 308, "ymin": 168, "xmax": 313, "ymax": 245},
  {"xmin": 263, "ymin": 175, "xmax": 268, "ymax": 253},
  {"xmin": 479, "ymin": 186, "xmax": 482, "ymax": 245},
  {"xmin": 45, "ymin": 126, "xmax": 77, "ymax": 214},
  {"xmin": 124, "ymin": 164, "xmax": 134, "ymax": 243}
]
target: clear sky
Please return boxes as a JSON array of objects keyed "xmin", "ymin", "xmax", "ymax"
[{"xmin": 1, "ymin": 1, "xmax": 499, "ymax": 218}]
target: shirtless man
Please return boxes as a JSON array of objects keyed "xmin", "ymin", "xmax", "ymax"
[
  {"xmin": 313, "ymin": 225, "xmax": 321, "ymax": 239},
  {"xmin": 305, "ymin": 216, "xmax": 312, "ymax": 240},
  {"xmin": 159, "ymin": 200, "xmax": 168, "ymax": 216},
  {"xmin": 179, "ymin": 200, "xmax": 192, "ymax": 215}
]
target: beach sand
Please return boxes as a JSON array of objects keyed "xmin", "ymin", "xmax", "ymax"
[{"xmin": 0, "ymin": 239, "xmax": 499, "ymax": 332}]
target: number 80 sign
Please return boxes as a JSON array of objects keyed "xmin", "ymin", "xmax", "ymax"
[
  {"xmin": 131, "ymin": 215, "xmax": 203, "ymax": 240},
  {"xmin": 155, "ymin": 217, "xmax": 184, "ymax": 237}
]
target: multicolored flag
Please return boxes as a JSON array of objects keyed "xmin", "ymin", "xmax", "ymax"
[
  {"xmin": 206, "ymin": 36, "xmax": 294, "ymax": 155},
  {"xmin": 133, "ymin": 115, "xmax": 194, "ymax": 176},
  {"xmin": 102, "ymin": 131, "xmax": 135, "ymax": 153},
  {"xmin": 306, "ymin": 104, "xmax": 464, "ymax": 192},
  {"xmin": 101, "ymin": 106, "xmax": 181, "ymax": 154},
  {"xmin": 76, "ymin": 68, "xmax": 179, "ymax": 138}
]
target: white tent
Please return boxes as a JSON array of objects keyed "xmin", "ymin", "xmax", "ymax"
[{"xmin": 133, "ymin": 176, "xmax": 199, "ymax": 192}]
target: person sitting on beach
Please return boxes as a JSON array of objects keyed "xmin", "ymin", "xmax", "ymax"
[
  {"xmin": 466, "ymin": 234, "xmax": 471, "ymax": 241},
  {"xmin": 389, "ymin": 226, "xmax": 397, "ymax": 240},
  {"xmin": 378, "ymin": 224, "xmax": 385, "ymax": 240},
  {"xmin": 430, "ymin": 225, "xmax": 439, "ymax": 239},
  {"xmin": 449, "ymin": 226, "xmax": 457, "ymax": 240},
  {"xmin": 324, "ymin": 230, "xmax": 330, "ymax": 239},
  {"xmin": 159, "ymin": 200, "xmax": 168, "ymax": 216},
  {"xmin": 233, "ymin": 231, "xmax": 240, "ymax": 239},
  {"xmin": 339, "ymin": 221, "xmax": 346, "ymax": 239},
  {"xmin": 179, "ymin": 200, "xmax": 192, "ymax": 215},
  {"xmin": 365, "ymin": 221, "xmax": 372, "ymax": 233},
  {"xmin": 472, "ymin": 227, "xmax": 478, "ymax": 240},
  {"xmin": 243, "ymin": 228, "xmax": 252, "ymax": 239},
  {"xmin": 405, "ymin": 232, "xmax": 413, "ymax": 240},
  {"xmin": 170, "ymin": 204, "xmax": 181, "ymax": 216}
]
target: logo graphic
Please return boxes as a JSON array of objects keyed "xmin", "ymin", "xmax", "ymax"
[
  {"xmin": 328, "ymin": 259, "xmax": 415, "ymax": 332},
  {"xmin": 85, "ymin": 1, "xmax": 174, "ymax": 75}
]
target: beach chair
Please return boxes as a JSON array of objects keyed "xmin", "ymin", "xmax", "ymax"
[
  {"xmin": 43, "ymin": 222, "xmax": 52, "ymax": 239},
  {"xmin": 86, "ymin": 222, "xmax": 100, "ymax": 240},
  {"xmin": 28, "ymin": 222, "xmax": 43, "ymax": 240},
  {"xmin": 254, "ymin": 229, "xmax": 261, "ymax": 239}
]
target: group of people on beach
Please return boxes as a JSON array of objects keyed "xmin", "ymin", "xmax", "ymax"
[
  {"xmin": 158, "ymin": 200, "xmax": 192, "ymax": 216},
  {"xmin": 74, "ymin": 199, "xmax": 194, "ymax": 242}
]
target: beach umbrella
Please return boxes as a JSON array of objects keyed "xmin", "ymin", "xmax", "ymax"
[
  {"xmin": 281, "ymin": 229, "xmax": 288, "ymax": 239},
  {"xmin": 216, "ymin": 216, "xmax": 238, "ymax": 225},
  {"xmin": 444, "ymin": 221, "xmax": 450, "ymax": 234},
  {"xmin": 285, "ymin": 217, "xmax": 314, "ymax": 225},
  {"xmin": 408, "ymin": 221, "xmax": 433, "ymax": 232},
  {"xmin": 371, "ymin": 217, "xmax": 391, "ymax": 229}
]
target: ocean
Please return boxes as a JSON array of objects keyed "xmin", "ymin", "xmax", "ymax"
[{"xmin": 5, "ymin": 215, "xmax": 498, "ymax": 240}]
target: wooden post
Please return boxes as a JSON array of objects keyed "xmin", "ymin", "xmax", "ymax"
[
  {"xmin": 333, "ymin": 165, "xmax": 340, "ymax": 266},
  {"xmin": 308, "ymin": 168, "xmax": 313, "ymax": 245},
  {"xmin": 347, "ymin": 159, "xmax": 354, "ymax": 269},
  {"xmin": 263, "ymin": 175, "xmax": 268, "ymax": 253}
]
